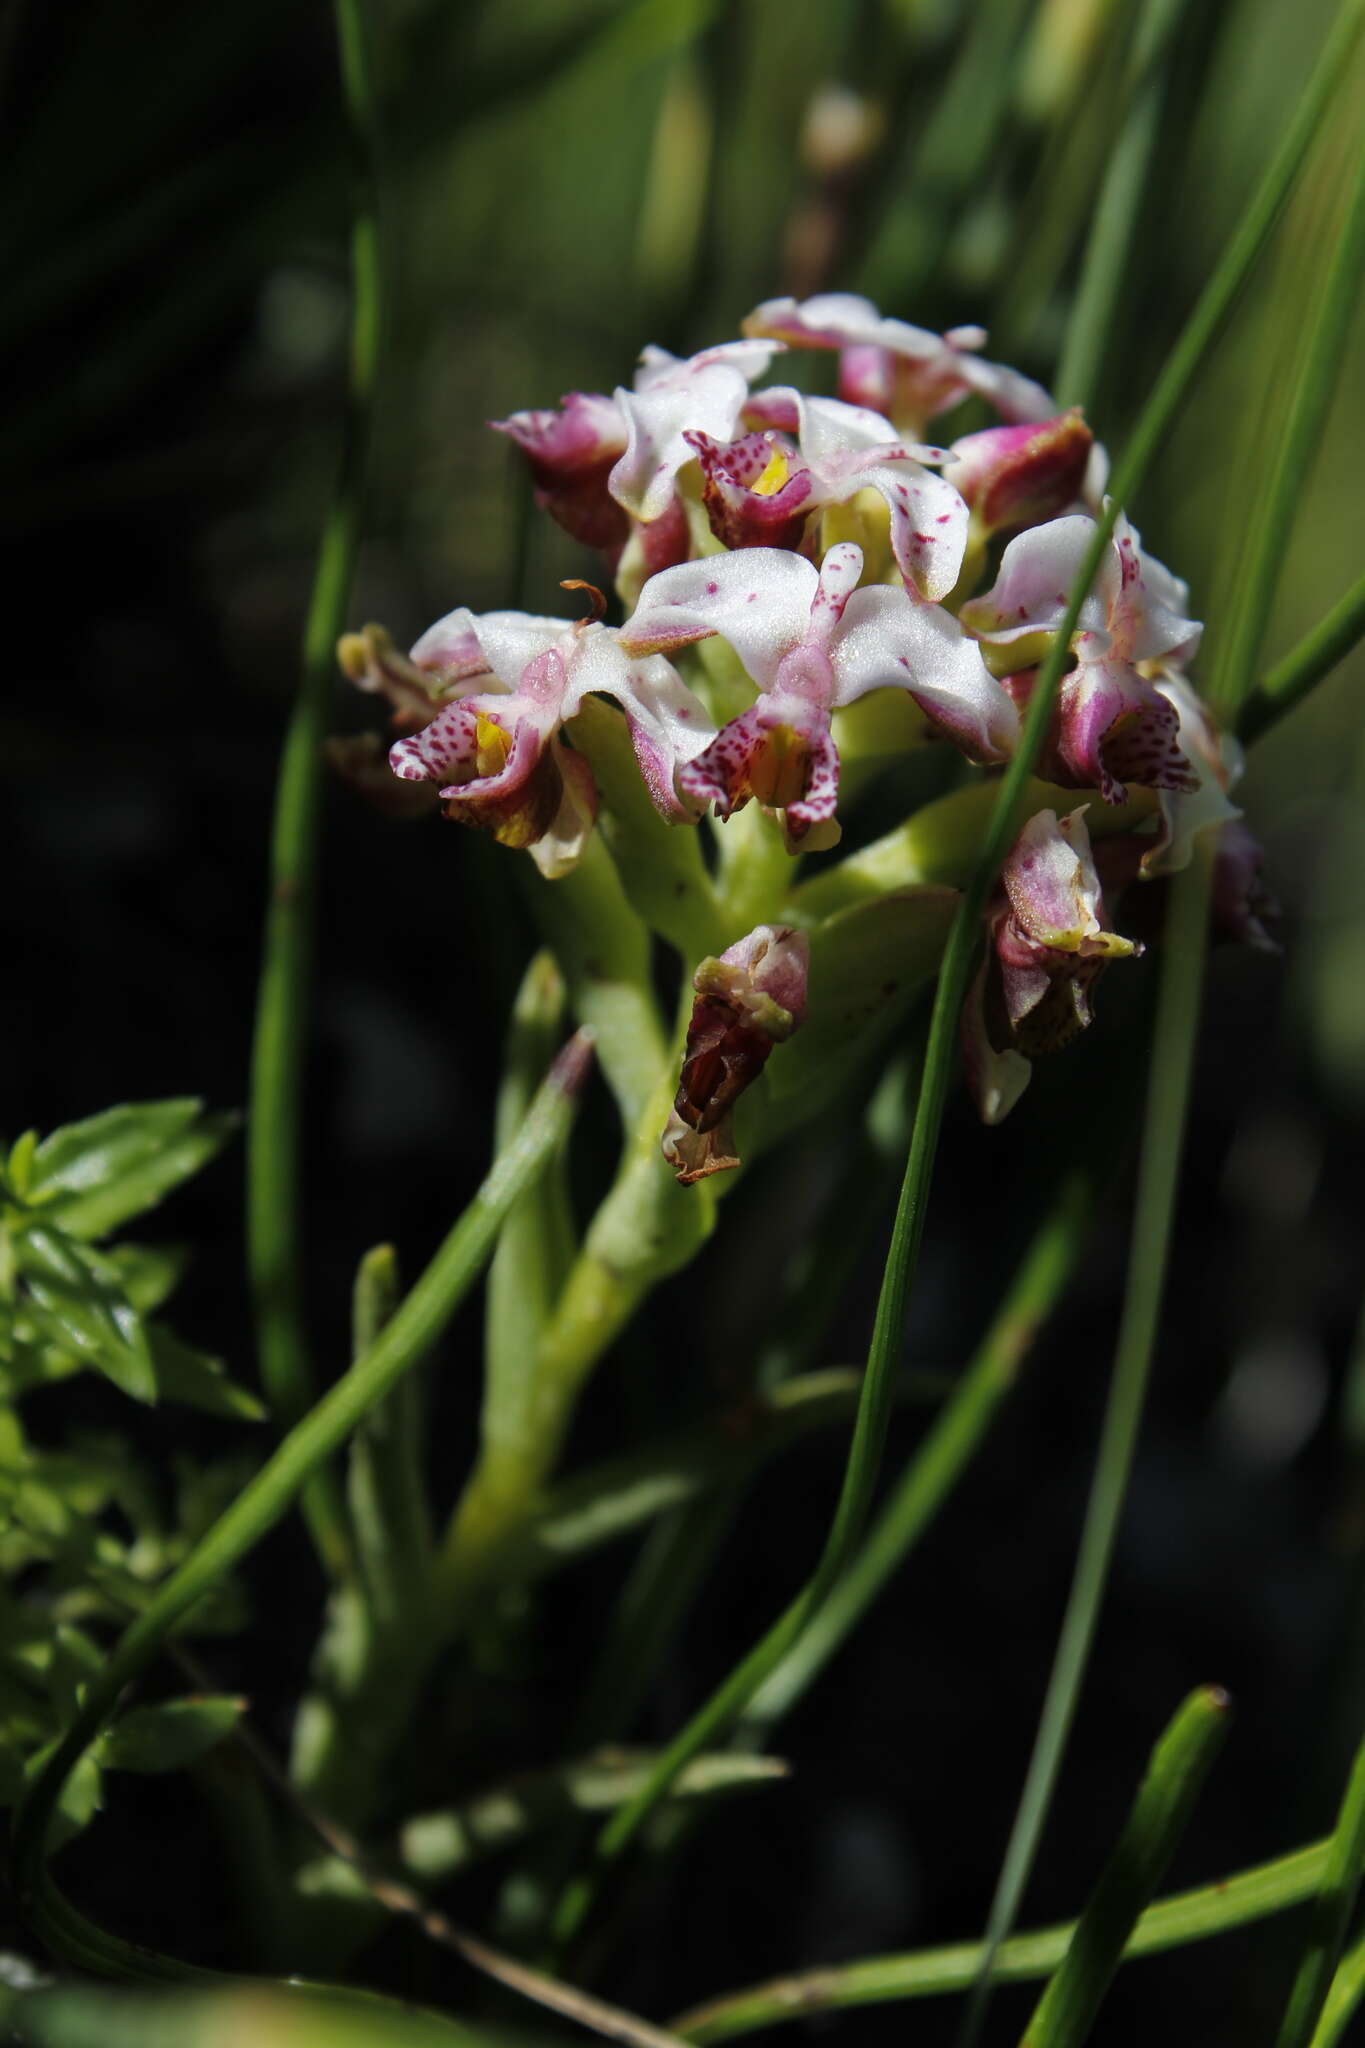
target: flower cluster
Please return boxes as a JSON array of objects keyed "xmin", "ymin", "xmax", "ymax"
[{"xmin": 339, "ymin": 292, "xmax": 1262, "ymax": 1152}]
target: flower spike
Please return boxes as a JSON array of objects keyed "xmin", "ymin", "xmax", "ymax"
[{"xmin": 662, "ymin": 925, "xmax": 810, "ymax": 1184}]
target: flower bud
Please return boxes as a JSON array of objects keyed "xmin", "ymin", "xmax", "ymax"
[
  {"xmin": 943, "ymin": 410, "xmax": 1093, "ymax": 540},
  {"xmin": 662, "ymin": 926, "xmax": 810, "ymax": 1184}
]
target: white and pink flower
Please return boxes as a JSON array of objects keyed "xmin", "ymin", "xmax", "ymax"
[
  {"xmin": 959, "ymin": 512, "xmax": 1203, "ymax": 804},
  {"xmin": 621, "ymin": 542, "xmax": 1017, "ymax": 850}
]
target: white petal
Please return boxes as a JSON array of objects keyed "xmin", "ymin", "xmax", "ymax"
[
  {"xmin": 832, "ymin": 585, "xmax": 1020, "ymax": 758},
  {"xmin": 960, "ymin": 515, "xmax": 1115, "ymax": 646},
  {"xmin": 620, "ymin": 550, "xmax": 819, "ymax": 693}
]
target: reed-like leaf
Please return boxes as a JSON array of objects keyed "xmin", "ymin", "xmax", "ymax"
[
  {"xmin": 1276, "ymin": 1734, "xmax": 1365, "ymax": 2048},
  {"xmin": 245, "ymin": 0, "xmax": 385, "ymax": 1577},
  {"xmin": 672, "ymin": 1837, "xmax": 1334, "ymax": 2040},
  {"xmin": 1020, "ymin": 1686, "xmax": 1231, "ymax": 2047}
]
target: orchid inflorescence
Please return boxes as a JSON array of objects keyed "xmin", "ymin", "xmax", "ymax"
[{"xmin": 338, "ymin": 291, "xmax": 1265, "ymax": 1165}]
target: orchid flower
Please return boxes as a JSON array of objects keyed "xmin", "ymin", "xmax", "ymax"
[
  {"xmin": 742, "ymin": 292, "xmax": 1053, "ymax": 434},
  {"xmin": 963, "ymin": 806, "xmax": 1141, "ymax": 1123},
  {"xmin": 662, "ymin": 924, "xmax": 810, "ymax": 1184},
  {"xmin": 620, "ymin": 542, "xmax": 1017, "ymax": 851},
  {"xmin": 687, "ymin": 387, "xmax": 968, "ymax": 600},
  {"xmin": 490, "ymin": 392, "xmax": 630, "ymax": 555},
  {"xmin": 372, "ymin": 602, "xmax": 712, "ymax": 879},
  {"xmin": 608, "ymin": 338, "xmax": 785, "ymax": 525},
  {"xmin": 958, "ymin": 512, "xmax": 1203, "ymax": 804}
]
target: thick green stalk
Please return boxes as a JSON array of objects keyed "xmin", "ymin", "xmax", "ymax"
[
  {"xmin": 1240, "ymin": 569, "xmax": 1365, "ymax": 744},
  {"xmin": 437, "ymin": 1032, "xmax": 718, "ymax": 1603},
  {"xmin": 548, "ymin": 0, "xmax": 1365, "ymax": 1952},
  {"xmin": 10, "ymin": 1037, "xmax": 591, "ymax": 1960},
  {"xmin": 672, "ymin": 1837, "xmax": 1333, "ymax": 2040},
  {"xmin": 1276, "ymin": 1734, "xmax": 1365, "ymax": 2048},
  {"xmin": 1020, "ymin": 1686, "xmax": 1231, "ymax": 2048},
  {"xmin": 957, "ymin": 850, "xmax": 1214, "ymax": 2047},
  {"xmin": 245, "ymin": 0, "xmax": 384, "ymax": 1576},
  {"xmin": 739, "ymin": 1174, "xmax": 1092, "ymax": 1739}
]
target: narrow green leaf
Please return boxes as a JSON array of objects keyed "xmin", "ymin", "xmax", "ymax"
[
  {"xmin": 103, "ymin": 1244, "xmax": 188, "ymax": 1316},
  {"xmin": 14, "ymin": 1030, "xmax": 591, "ymax": 1950},
  {"xmin": 401, "ymin": 1749, "xmax": 788, "ymax": 1881},
  {"xmin": 245, "ymin": 0, "xmax": 385, "ymax": 1581},
  {"xmin": 101, "ymin": 1697, "xmax": 245, "ymax": 1776},
  {"xmin": 1240, "ymin": 568, "xmax": 1365, "ymax": 745},
  {"xmin": 7, "ymin": 1130, "xmax": 39, "ymax": 1197},
  {"xmin": 1020, "ymin": 1686, "xmax": 1231, "ymax": 2047},
  {"xmin": 0, "ymin": 1981, "xmax": 489, "ymax": 2047},
  {"xmin": 1276, "ymin": 1734, "xmax": 1365, "ymax": 2048},
  {"xmin": 740, "ymin": 1175, "xmax": 1092, "ymax": 1739},
  {"xmin": 17, "ymin": 1229, "xmax": 156, "ymax": 1404},
  {"xmin": 28, "ymin": 1102, "xmax": 234, "ymax": 1243},
  {"xmin": 22, "ymin": 1745, "xmax": 103, "ymax": 1856},
  {"xmin": 1310, "ymin": 1928, "xmax": 1365, "ymax": 2046},
  {"xmin": 671, "ymin": 1839, "xmax": 1333, "ymax": 2040},
  {"xmin": 145, "ymin": 1328, "xmax": 266, "ymax": 1422}
]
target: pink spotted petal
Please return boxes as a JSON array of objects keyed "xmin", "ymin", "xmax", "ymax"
[{"xmin": 621, "ymin": 549, "xmax": 822, "ymax": 691}]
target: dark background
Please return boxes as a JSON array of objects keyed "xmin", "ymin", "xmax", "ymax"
[{"xmin": 5, "ymin": 1, "xmax": 1365, "ymax": 2040}]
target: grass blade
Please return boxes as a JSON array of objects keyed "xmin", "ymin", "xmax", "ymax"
[
  {"xmin": 1020, "ymin": 1686, "xmax": 1231, "ymax": 2047},
  {"xmin": 1239, "ymin": 568, "xmax": 1365, "ymax": 744},
  {"xmin": 958, "ymin": 846, "xmax": 1215, "ymax": 2045},
  {"xmin": 739, "ymin": 1172, "xmax": 1093, "ymax": 1738},
  {"xmin": 245, "ymin": 0, "xmax": 385, "ymax": 1577},
  {"xmin": 1276, "ymin": 1734, "xmax": 1365, "ymax": 2048},
  {"xmin": 672, "ymin": 1838, "xmax": 1333, "ymax": 2040}
]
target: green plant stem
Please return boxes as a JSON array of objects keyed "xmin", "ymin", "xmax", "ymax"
[
  {"xmin": 1054, "ymin": 0, "xmax": 1188, "ymax": 411},
  {"xmin": 739, "ymin": 1173, "xmax": 1092, "ymax": 1739},
  {"xmin": 1240, "ymin": 569, "xmax": 1365, "ymax": 744},
  {"xmin": 1310, "ymin": 1930, "xmax": 1365, "ymax": 2047},
  {"xmin": 245, "ymin": 0, "xmax": 383, "ymax": 1579},
  {"xmin": 1020, "ymin": 1686, "xmax": 1231, "ymax": 2048},
  {"xmin": 546, "ymin": 0, "xmax": 1364, "ymax": 1956},
  {"xmin": 1276, "ymin": 1734, "xmax": 1365, "ymax": 2048},
  {"xmin": 10, "ymin": 1036, "xmax": 592, "ymax": 1964},
  {"xmin": 957, "ymin": 848, "xmax": 1214, "ymax": 2048},
  {"xmin": 671, "ymin": 1837, "xmax": 1333, "ymax": 2041},
  {"xmin": 1205, "ymin": 107, "xmax": 1365, "ymax": 720}
]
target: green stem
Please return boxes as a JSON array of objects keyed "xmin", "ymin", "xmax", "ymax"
[
  {"xmin": 1054, "ymin": 0, "xmax": 1188, "ymax": 412},
  {"xmin": 1239, "ymin": 569, "xmax": 1365, "ymax": 745},
  {"xmin": 672, "ymin": 1837, "xmax": 1333, "ymax": 2041},
  {"xmin": 1205, "ymin": 99, "xmax": 1365, "ymax": 719},
  {"xmin": 957, "ymin": 848, "xmax": 1214, "ymax": 2048},
  {"xmin": 1020, "ymin": 1687, "xmax": 1231, "ymax": 2048},
  {"xmin": 547, "ymin": 0, "xmax": 1365, "ymax": 1952},
  {"xmin": 739, "ymin": 1173, "xmax": 1092, "ymax": 1739},
  {"xmin": 245, "ymin": 0, "xmax": 384, "ymax": 1578},
  {"xmin": 10, "ymin": 1036, "xmax": 592, "ymax": 1964},
  {"xmin": 1276, "ymin": 1734, "xmax": 1365, "ymax": 2048},
  {"xmin": 437, "ymin": 1023, "xmax": 717, "ymax": 1606},
  {"xmin": 1310, "ymin": 1930, "xmax": 1365, "ymax": 2047}
]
